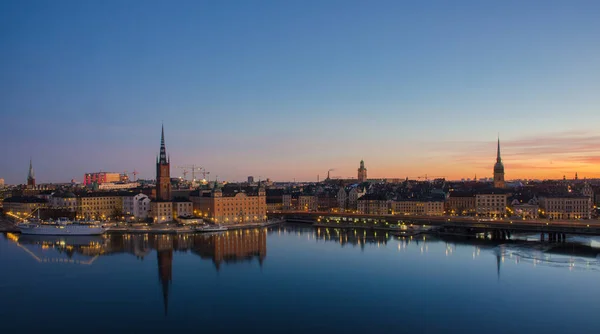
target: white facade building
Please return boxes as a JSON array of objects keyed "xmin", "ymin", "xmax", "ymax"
[{"xmin": 123, "ymin": 193, "xmax": 151, "ymax": 220}]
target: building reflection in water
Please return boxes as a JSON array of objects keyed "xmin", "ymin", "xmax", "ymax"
[
  {"xmin": 6, "ymin": 228, "xmax": 268, "ymax": 315},
  {"xmin": 5, "ymin": 226, "xmax": 600, "ymax": 315}
]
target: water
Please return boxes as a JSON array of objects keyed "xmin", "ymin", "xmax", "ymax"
[{"xmin": 1, "ymin": 224, "xmax": 600, "ymax": 333}]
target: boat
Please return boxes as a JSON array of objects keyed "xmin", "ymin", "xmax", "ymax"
[
  {"xmin": 195, "ymin": 224, "xmax": 228, "ymax": 233},
  {"xmin": 17, "ymin": 217, "xmax": 107, "ymax": 236}
]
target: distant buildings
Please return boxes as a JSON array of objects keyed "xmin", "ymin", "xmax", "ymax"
[
  {"xmin": 357, "ymin": 160, "xmax": 367, "ymax": 183},
  {"xmin": 0, "ymin": 178, "xmax": 4, "ymax": 188},
  {"xmin": 248, "ymin": 176, "xmax": 254, "ymax": 184},
  {"xmin": 83, "ymin": 172, "xmax": 122, "ymax": 186}
]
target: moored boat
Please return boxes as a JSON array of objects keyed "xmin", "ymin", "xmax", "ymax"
[
  {"xmin": 17, "ymin": 217, "xmax": 107, "ymax": 236},
  {"xmin": 195, "ymin": 224, "xmax": 228, "ymax": 233}
]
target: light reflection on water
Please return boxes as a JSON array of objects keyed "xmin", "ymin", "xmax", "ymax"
[{"xmin": 2, "ymin": 224, "xmax": 600, "ymax": 333}]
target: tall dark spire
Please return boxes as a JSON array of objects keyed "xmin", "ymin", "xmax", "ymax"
[
  {"xmin": 496, "ymin": 137, "xmax": 501, "ymax": 163},
  {"xmin": 28, "ymin": 158, "xmax": 35, "ymax": 179},
  {"xmin": 159, "ymin": 124, "xmax": 168, "ymax": 164}
]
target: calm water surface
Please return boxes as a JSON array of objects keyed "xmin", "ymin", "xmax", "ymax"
[{"xmin": 2, "ymin": 224, "xmax": 600, "ymax": 333}]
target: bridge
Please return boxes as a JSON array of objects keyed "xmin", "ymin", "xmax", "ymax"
[{"xmin": 267, "ymin": 211, "xmax": 600, "ymax": 238}]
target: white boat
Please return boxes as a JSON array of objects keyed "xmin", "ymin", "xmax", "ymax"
[
  {"xmin": 196, "ymin": 224, "xmax": 228, "ymax": 233},
  {"xmin": 17, "ymin": 217, "xmax": 107, "ymax": 236}
]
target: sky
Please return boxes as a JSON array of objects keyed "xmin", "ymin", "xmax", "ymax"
[{"xmin": 1, "ymin": 0, "xmax": 600, "ymax": 184}]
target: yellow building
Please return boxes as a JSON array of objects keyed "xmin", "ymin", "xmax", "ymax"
[
  {"xmin": 391, "ymin": 200, "xmax": 444, "ymax": 216},
  {"xmin": 173, "ymin": 200, "xmax": 193, "ymax": 219},
  {"xmin": 2, "ymin": 196, "xmax": 47, "ymax": 219},
  {"xmin": 475, "ymin": 193, "xmax": 507, "ymax": 217},
  {"xmin": 539, "ymin": 196, "xmax": 591, "ymax": 220},
  {"xmin": 77, "ymin": 193, "xmax": 123, "ymax": 220},
  {"xmin": 151, "ymin": 201, "xmax": 173, "ymax": 223},
  {"xmin": 191, "ymin": 185, "xmax": 266, "ymax": 224}
]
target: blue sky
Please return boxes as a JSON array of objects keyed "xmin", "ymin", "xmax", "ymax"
[{"xmin": 2, "ymin": 0, "xmax": 600, "ymax": 183}]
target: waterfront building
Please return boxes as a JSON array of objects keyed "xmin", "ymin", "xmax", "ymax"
[
  {"xmin": 190, "ymin": 183, "xmax": 267, "ymax": 224},
  {"xmin": 27, "ymin": 159, "xmax": 35, "ymax": 188},
  {"xmin": 357, "ymin": 160, "xmax": 368, "ymax": 183},
  {"xmin": 446, "ymin": 192, "xmax": 476, "ymax": 215},
  {"xmin": 337, "ymin": 188, "xmax": 348, "ymax": 212},
  {"xmin": 173, "ymin": 198, "xmax": 193, "ymax": 219},
  {"xmin": 391, "ymin": 200, "xmax": 444, "ymax": 216},
  {"xmin": 0, "ymin": 178, "xmax": 4, "ymax": 188},
  {"xmin": 2, "ymin": 196, "xmax": 47, "ymax": 218},
  {"xmin": 298, "ymin": 195, "xmax": 317, "ymax": 212},
  {"xmin": 151, "ymin": 201, "xmax": 173, "ymax": 223},
  {"xmin": 539, "ymin": 195, "xmax": 591, "ymax": 220},
  {"xmin": 475, "ymin": 193, "xmax": 508, "ymax": 217},
  {"xmin": 493, "ymin": 138, "xmax": 506, "ymax": 189},
  {"xmin": 49, "ymin": 191, "xmax": 77, "ymax": 212},
  {"xmin": 282, "ymin": 193, "xmax": 292, "ymax": 211},
  {"xmin": 77, "ymin": 193, "xmax": 123, "ymax": 220},
  {"xmin": 83, "ymin": 172, "xmax": 122, "ymax": 186},
  {"xmin": 509, "ymin": 198, "xmax": 539, "ymax": 219},
  {"xmin": 348, "ymin": 187, "xmax": 366, "ymax": 211},
  {"xmin": 266, "ymin": 189, "xmax": 284, "ymax": 212},
  {"xmin": 357, "ymin": 194, "xmax": 388, "ymax": 215},
  {"xmin": 122, "ymin": 193, "xmax": 151, "ymax": 220}
]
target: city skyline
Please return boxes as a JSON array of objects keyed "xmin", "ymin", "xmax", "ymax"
[{"xmin": 2, "ymin": 1, "xmax": 600, "ymax": 183}]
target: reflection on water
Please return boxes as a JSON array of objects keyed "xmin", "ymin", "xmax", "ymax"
[
  {"xmin": 2, "ymin": 224, "xmax": 600, "ymax": 329},
  {"xmin": 5, "ymin": 229, "xmax": 268, "ymax": 315}
]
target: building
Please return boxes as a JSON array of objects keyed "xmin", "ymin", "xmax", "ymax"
[
  {"xmin": 539, "ymin": 195, "xmax": 592, "ymax": 220},
  {"xmin": 298, "ymin": 195, "xmax": 317, "ymax": 212},
  {"xmin": 156, "ymin": 125, "xmax": 172, "ymax": 201},
  {"xmin": 77, "ymin": 193, "xmax": 123, "ymax": 220},
  {"xmin": 98, "ymin": 182, "xmax": 140, "ymax": 190},
  {"xmin": 266, "ymin": 189, "xmax": 284, "ymax": 212},
  {"xmin": 357, "ymin": 160, "xmax": 367, "ymax": 183},
  {"xmin": 391, "ymin": 200, "xmax": 445, "ymax": 216},
  {"xmin": 49, "ymin": 191, "xmax": 78, "ymax": 212},
  {"xmin": 357, "ymin": 194, "xmax": 388, "ymax": 215},
  {"xmin": 493, "ymin": 138, "xmax": 505, "ymax": 189},
  {"xmin": 27, "ymin": 159, "xmax": 35, "ymax": 188},
  {"xmin": 348, "ymin": 187, "xmax": 366, "ymax": 211},
  {"xmin": 191, "ymin": 183, "xmax": 267, "ymax": 224},
  {"xmin": 510, "ymin": 198, "xmax": 539, "ymax": 219},
  {"xmin": 0, "ymin": 178, "xmax": 5, "ymax": 188},
  {"xmin": 2, "ymin": 196, "xmax": 47, "ymax": 218},
  {"xmin": 248, "ymin": 176, "xmax": 254, "ymax": 184},
  {"xmin": 282, "ymin": 193, "xmax": 292, "ymax": 211},
  {"xmin": 475, "ymin": 193, "xmax": 507, "ymax": 217},
  {"xmin": 446, "ymin": 192, "xmax": 476, "ymax": 216},
  {"xmin": 337, "ymin": 188, "xmax": 347, "ymax": 212},
  {"xmin": 151, "ymin": 201, "xmax": 173, "ymax": 223},
  {"xmin": 173, "ymin": 198, "xmax": 193, "ymax": 219},
  {"xmin": 83, "ymin": 172, "xmax": 122, "ymax": 186},
  {"xmin": 123, "ymin": 193, "xmax": 151, "ymax": 220}
]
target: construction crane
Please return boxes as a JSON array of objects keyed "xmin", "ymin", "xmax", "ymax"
[
  {"xmin": 176, "ymin": 165, "xmax": 203, "ymax": 181},
  {"xmin": 200, "ymin": 168, "xmax": 210, "ymax": 181}
]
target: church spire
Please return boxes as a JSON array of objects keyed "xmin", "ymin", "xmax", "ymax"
[
  {"xmin": 159, "ymin": 124, "xmax": 167, "ymax": 164},
  {"xmin": 28, "ymin": 158, "xmax": 35, "ymax": 179},
  {"xmin": 496, "ymin": 137, "xmax": 501, "ymax": 163}
]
